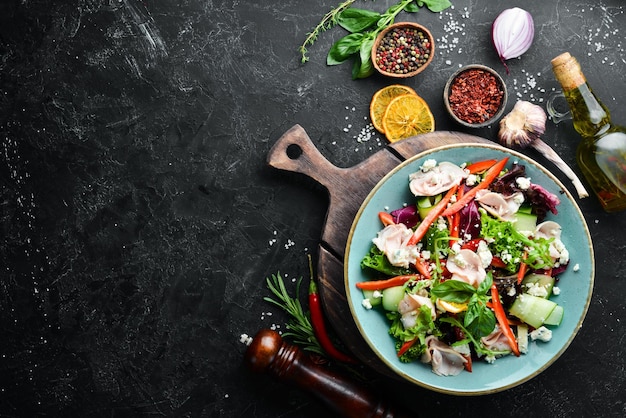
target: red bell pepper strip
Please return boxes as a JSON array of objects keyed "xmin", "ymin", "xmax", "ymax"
[
  {"xmin": 517, "ymin": 252, "xmax": 528, "ymax": 284},
  {"xmin": 490, "ymin": 284, "xmax": 521, "ymax": 357},
  {"xmin": 448, "ymin": 187, "xmax": 464, "ymax": 247},
  {"xmin": 462, "ymin": 354, "xmax": 473, "ymax": 372},
  {"xmin": 355, "ymin": 275, "xmax": 418, "ymax": 291},
  {"xmin": 465, "ymin": 159, "xmax": 497, "ymax": 174},
  {"xmin": 309, "ymin": 279, "xmax": 358, "ymax": 363},
  {"xmin": 461, "ymin": 238, "xmax": 484, "ymax": 251},
  {"xmin": 412, "ymin": 259, "xmax": 432, "ymax": 279},
  {"xmin": 378, "ymin": 211, "xmax": 395, "ymax": 226},
  {"xmin": 407, "ymin": 184, "xmax": 459, "ymax": 246},
  {"xmin": 490, "ymin": 257, "xmax": 508, "ymax": 269},
  {"xmin": 397, "ymin": 338, "xmax": 417, "ymax": 357},
  {"xmin": 442, "ymin": 157, "xmax": 509, "ymax": 217}
]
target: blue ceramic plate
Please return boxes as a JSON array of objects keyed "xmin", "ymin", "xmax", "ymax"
[{"xmin": 345, "ymin": 143, "xmax": 594, "ymax": 395}]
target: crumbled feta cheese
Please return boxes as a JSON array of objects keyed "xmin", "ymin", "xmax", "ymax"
[
  {"xmin": 530, "ymin": 326, "xmax": 552, "ymax": 342},
  {"xmin": 553, "ymin": 239, "xmax": 570, "ymax": 264},
  {"xmin": 451, "ymin": 252, "xmax": 468, "ymax": 268},
  {"xmin": 512, "ymin": 192, "xmax": 525, "ymax": 205},
  {"xmin": 552, "ymin": 286, "xmax": 560, "ymax": 295},
  {"xmin": 515, "ymin": 177, "xmax": 531, "ymax": 190},
  {"xmin": 573, "ymin": 263, "xmax": 580, "ymax": 272},
  {"xmin": 372, "ymin": 290, "xmax": 382, "ymax": 299},
  {"xmin": 362, "ymin": 298, "xmax": 373, "ymax": 310},
  {"xmin": 466, "ymin": 173, "xmax": 478, "ymax": 186},
  {"xmin": 485, "ymin": 355, "xmax": 497, "ymax": 364},
  {"xmin": 525, "ymin": 282, "xmax": 549, "ymax": 298},
  {"xmin": 477, "ymin": 240, "xmax": 493, "ymax": 268},
  {"xmin": 421, "ymin": 159, "xmax": 437, "ymax": 171},
  {"xmin": 507, "ymin": 286, "xmax": 517, "ymax": 297},
  {"xmin": 421, "ymin": 250, "xmax": 431, "ymax": 259},
  {"xmin": 389, "ymin": 248, "xmax": 412, "ymax": 267},
  {"xmin": 453, "ymin": 343, "xmax": 471, "ymax": 356}
]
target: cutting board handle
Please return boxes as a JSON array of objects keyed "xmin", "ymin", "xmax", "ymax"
[
  {"xmin": 244, "ymin": 329, "xmax": 414, "ymax": 418},
  {"xmin": 267, "ymin": 124, "xmax": 343, "ymax": 191}
]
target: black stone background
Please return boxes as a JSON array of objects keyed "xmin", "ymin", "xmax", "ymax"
[{"xmin": 1, "ymin": 0, "xmax": 624, "ymax": 417}]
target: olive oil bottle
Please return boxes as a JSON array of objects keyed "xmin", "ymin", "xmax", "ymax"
[{"xmin": 551, "ymin": 52, "xmax": 626, "ymax": 212}]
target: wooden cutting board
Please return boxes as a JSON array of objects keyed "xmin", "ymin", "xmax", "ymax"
[{"xmin": 267, "ymin": 124, "xmax": 491, "ymax": 376}]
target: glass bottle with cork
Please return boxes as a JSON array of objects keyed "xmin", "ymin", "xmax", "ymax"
[{"xmin": 551, "ymin": 52, "xmax": 626, "ymax": 213}]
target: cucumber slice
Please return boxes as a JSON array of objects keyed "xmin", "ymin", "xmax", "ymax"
[
  {"xmin": 518, "ymin": 204, "xmax": 533, "ymax": 214},
  {"xmin": 514, "ymin": 211, "xmax": 538, "ymax": 233},
  {"xmin": 544, "ymin": 305, "xmax": 564, "ymax": 326},
  {"xmin": 517, "ymin": 324, "xmax": 529, "ymax": 354},
  {"xmin": 509, "ymin": 294, "xmax": 557, "ymax": 329},
  {"xmin": 417, "ymin": 194, "xmax": 442, "ymax": 219},
  {"xmin": 382, "ymin": 286, "xmax": 405, "ymax": 312},
  {"xmin": 521, "ymin": 273, "xmax": 555, "ymax": 298},
  {"xmin": 362, "ymin": 289, "xmax": 382, "ymax": 307}
]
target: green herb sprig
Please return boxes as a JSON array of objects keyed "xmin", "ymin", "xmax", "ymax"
[
  {"xmin": 299, "ymin": 0, "xmax": 360, "ymax": 63},
  {"xmin": 264, "ymin": 272, "xmax": 324, "ymax": 355}
]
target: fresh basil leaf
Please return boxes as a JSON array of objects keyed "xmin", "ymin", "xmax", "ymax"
[
  {"xmin": 465, "ymin": 299, "xmax": 496, "ymax": 338},
  {"xmin": 405, "ymin": 2, "xmax": 420, "ymax": 13},
  {"xmin": 352, "ymin": 55, "xmax": 374, "ymax": 80},
  {"xmin": 430, "ymin": 280, "xmax": 475, "ymax": 303},
  {"xmin": 338, "ymin": 8, "xmax": 381, "ymax": 33},
  {"xmin": 418, "ymin": 0, "xmax": 452, "ymax": 13},
  {"xmin": 327, "ymin": 33, "xmax": 365, "ymax": 65},
  {"xmin": 477, "ymin": 271, "xmax": 493, "ymax": 295}
]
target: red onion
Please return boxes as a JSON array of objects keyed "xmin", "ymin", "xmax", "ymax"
[{"xmin": 492, "ymin": 8, "xmax": 534, "ymax": 73}]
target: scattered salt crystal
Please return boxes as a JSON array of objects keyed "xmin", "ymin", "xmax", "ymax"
[{"xmin": 239, "ymin": 334, "xmax": 253, "ymax": 345}]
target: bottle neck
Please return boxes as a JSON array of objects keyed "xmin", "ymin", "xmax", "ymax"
[
  {"xmin": 551, "ymin": 52, "xmax": 586, "ymax": 91},
  {"xmin": 552, "ymin": 52, "xmax": 612, "ymax": 137}
]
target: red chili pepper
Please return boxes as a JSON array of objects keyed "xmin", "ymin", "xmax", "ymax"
[
  {"xmin": 309, "ymin": 279, "xmax": 358, "ymax": 364},
  {"xmin": 355, "ymin": 275, "xmax": 418, "ymax": 291},
  {"xmin": 490, "ymin": 284, "xmax": 521, "ymax": 357}
]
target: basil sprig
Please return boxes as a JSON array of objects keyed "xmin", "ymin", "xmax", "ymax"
[
  {"xmin": 431, "ymin": 273, "xmax": 496, "ymax": 339},
  {"xmin": 327, "ymin": 0, "xmax": 452, "ymax": 79}
]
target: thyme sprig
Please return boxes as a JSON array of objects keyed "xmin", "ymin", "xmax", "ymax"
[
  {"xmin": 299, "ymin": 0, "xmax": 359, "ymax": 63},
  {"xmin": 264, "ymin": 272, "xmax": 324, "ymax": 355}
]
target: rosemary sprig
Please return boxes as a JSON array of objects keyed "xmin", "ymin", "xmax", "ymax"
[
  {"xmin": 264, "ymin": 272, "xmax": 324, "ymax": 355},
  {"xmin": 299, "ymin": 0, "xmax": 359, "ymax": 63}
]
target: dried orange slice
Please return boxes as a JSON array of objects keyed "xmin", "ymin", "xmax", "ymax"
[
  {"xmin": 369, "ymin": 84, "xmax": 417, "ymax": 134},
  {"xmin": 382, "ymin": 94, "xmax": 435, "ymax": 142}
]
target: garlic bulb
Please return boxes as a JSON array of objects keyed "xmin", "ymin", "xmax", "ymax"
[
  {"xmin": 498, "ymin": 100, "xmax": 589, "ymax": 199},
  {"xmin": 498, "ymin": 101, "xmax": 546, "ymax": 148}
]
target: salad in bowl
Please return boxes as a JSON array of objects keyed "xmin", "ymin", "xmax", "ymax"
[{"xmin": 345, "ymin": 144, "xmax": 593, "ymax": 394}]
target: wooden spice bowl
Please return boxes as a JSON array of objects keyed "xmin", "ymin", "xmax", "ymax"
[
  {"xmin": 371, "ymin": 22, "xmax": 434, "ymax": 79},
  {"xmin": 443, "ymin": 64, "xmax": 508, "ymax": 128}
]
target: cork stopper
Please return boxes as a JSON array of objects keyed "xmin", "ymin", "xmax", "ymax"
[{"xmin": 551, "ymin": 52, "xmax": 586, "ymax": 91}]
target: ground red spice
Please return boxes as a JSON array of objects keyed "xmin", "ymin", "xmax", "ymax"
[{"xmin": 448, "ymin": 69, "xmax": 504, "ymax": 124}]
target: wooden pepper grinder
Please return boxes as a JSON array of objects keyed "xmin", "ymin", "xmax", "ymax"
[{"xmin": 244, "ymin": 329, "xmax": 415, "ymax": 418}]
